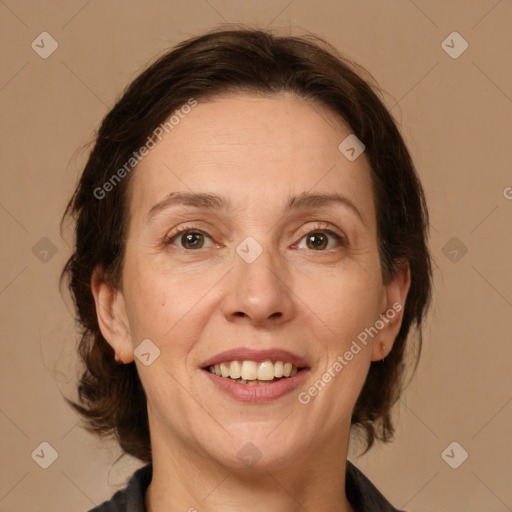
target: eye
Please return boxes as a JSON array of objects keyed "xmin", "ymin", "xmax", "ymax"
[
  {"xmin": 164, "ymin": 226, "xmax": 215, "ymax": 250},
  {"xmin": 295, "ymin": 225, "xmax": 346, "ymax": 251},
  {"xmin": 164, "ymin": 223, "xmax": 346, "ymax": 252}
]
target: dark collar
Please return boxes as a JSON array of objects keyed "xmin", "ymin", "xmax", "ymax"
[{"xmin": 345, "ymin": 460, "xmax": 405, "ymax": 511}]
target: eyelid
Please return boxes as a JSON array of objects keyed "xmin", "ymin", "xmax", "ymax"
[
  {"xmin": 164, "ymin": 224, "xmax": 218, "ymax": 249},
  {"xmin": 292, "ymin": 222, "xmax": 347, "ymax": 248}
]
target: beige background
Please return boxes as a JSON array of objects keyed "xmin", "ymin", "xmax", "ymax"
[{"xmin": 1, "ymin": 1, "xmax": 511, "ymax": 511}]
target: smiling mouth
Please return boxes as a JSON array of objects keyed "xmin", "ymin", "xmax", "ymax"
[{"xmin": 206, "ymin": 360, "xmax": 304, "ymax": 385}]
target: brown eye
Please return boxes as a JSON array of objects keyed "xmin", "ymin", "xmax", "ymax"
[
  {"xmin": 297, "ymin": 229, "xmax": 345, "ymax": 251},
  {"xmin": 165, "ymin": 227, "xmax": 214, "ymax": 250},
  {"xmin": 306, "ymin": 233, "xmax": 329, "ymax": 250},
  {"xmin": 180, "ymin": 232, "xmax": 205, "ymax": 249}
]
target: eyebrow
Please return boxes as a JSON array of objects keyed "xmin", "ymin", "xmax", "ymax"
[{"xmin": 146, "ymin": 191, "xmax": 366, "ymax": 227}]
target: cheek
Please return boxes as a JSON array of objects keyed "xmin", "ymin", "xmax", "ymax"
[
  {"xmin": 295, "ymin": 258, "xmax": 383, "ymax": 343},
  {"xmin": 295, "ymin": 266, "xmax": 381, "ymax": 422},
  {"xmin": 123, "ymin": 258, "xmax": 220, "ymax": 354}
]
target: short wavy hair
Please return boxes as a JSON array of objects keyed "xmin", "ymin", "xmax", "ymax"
[{"xmin": 60, "ymin": 26, "xmax": 432, "ymax": 463}]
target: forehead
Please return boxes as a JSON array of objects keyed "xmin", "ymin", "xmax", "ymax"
[{"xmin": 128, "ymin": 92, "xmax": 375, "ymax": 228}]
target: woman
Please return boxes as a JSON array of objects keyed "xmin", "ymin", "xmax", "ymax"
[{"xmin": 61, "ymin": 27, "xmax": 432, "ymax": 512}]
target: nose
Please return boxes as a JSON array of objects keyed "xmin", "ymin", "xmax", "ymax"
[{"xmin": 222, "ymin": 242, "xmax": 296, "ymax": 326}]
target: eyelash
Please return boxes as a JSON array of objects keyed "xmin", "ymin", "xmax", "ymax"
[{"xmin": 164, "ymin": 223, "xmax": 347, "ymax": 251}]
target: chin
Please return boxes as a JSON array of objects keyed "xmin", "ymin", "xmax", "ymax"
[{"xmin": 202, "ymin": 431, "xmax": 306, "ymax": 473}]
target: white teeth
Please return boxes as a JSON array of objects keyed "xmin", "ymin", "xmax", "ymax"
[
  {"xmin": 241, "ymin": 360, "xmax": 258, "ymax": 380},
  {"xmin": 257, "ymin": 360, "xmax": 275, "ymax": 381},
  {"xmin": 220, "ymin": 362, "xmax": 230, "ymax": 378},
  {"xmin": 208, "ymin": 359, "xmax": 301, "ymax": 382},
  {"xmin": 274, "ymin": 361, "xmax": 284, "ymax": 378},
  {"xmin": 230, "ymin": 360, "xmax": 241, "ymax": 379}
]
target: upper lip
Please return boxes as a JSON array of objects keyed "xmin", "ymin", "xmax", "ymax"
[{"xmin": 200, "ymin": 348, "xmax": 310, "ymax": 369}]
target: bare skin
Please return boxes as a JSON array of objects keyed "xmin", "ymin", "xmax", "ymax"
[{"xmin": 91, "ymin": 92, "xmax": 410, "ymax": 512}]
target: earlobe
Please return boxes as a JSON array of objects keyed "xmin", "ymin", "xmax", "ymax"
[
  {"xmin": 371, "ymin": 261, "xmax": 411, "ymax": 362},
  {"xmin": 90, "ymin": 266, "xmax": 134, "ymax": 364}
]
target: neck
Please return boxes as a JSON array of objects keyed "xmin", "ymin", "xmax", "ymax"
[{"xmin": 145, "ymin": 422, "xmax": 355, "ymax": 512}]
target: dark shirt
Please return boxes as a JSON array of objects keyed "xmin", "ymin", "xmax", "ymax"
[{"xmin": 88, "ymin": 460, "xmax": 404, "ymax": 512}]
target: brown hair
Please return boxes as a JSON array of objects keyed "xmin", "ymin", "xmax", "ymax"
[{"xmin": 60, "ymin": 27, "xmax": 432, "ymax": 463}]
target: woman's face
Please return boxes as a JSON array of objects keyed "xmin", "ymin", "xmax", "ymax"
[{"xmin": 95, "ymin": 92, "xmax": 409, "ymax": 470}]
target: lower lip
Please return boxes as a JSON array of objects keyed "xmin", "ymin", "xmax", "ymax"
[{"xmin": 202, "ymin": 368, "xmax": 310, "ymax": 403}]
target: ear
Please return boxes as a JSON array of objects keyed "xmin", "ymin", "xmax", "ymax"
[
  {"xmin": 90, "ymin": 266, "xmax": 134, "ymax": 364},
  {"xmin": 371, "ymin": 260, "xmax": 411, "ymax": 362}
]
